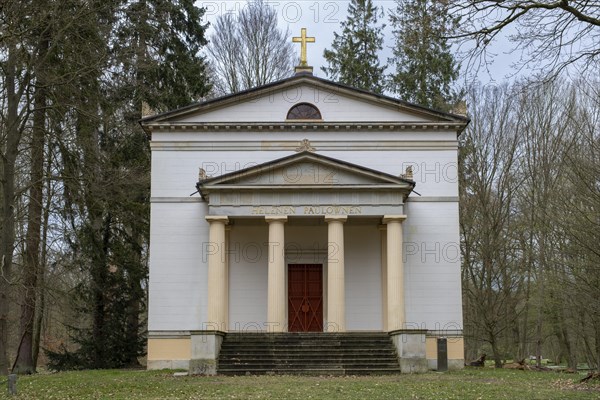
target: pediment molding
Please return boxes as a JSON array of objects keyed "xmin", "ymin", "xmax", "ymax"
[
  {"xmin": 140, "ymin": 75, "xmax": 469, "ymax": 129},
  {"xmin": 197, "ymin": 151, "xmax": 414, "ymax": 191},
  {"xmin": 197, "ymin": 152, "xmax": 415, "ymax": 217}
]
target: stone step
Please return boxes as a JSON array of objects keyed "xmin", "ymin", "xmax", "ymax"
[
  {"xmin": 219, "ymin": 363, "xmax": 401, "ymax": 369},
  {"xmin": 221, "ymin": 339, "xmax": 394, "ymax": 344},
  {"xmin": 221, "ymin": 338, "xmax": 390, "ymax": 347},
  {"xmin": 218, "ymin": 367, "xmax": 401, "ymax": 376},
  {"xmin": 223, "ymin": 334, "xmax": 391, "ymax": 340},
  {"xmin": 218, "ymin": 332, "xmax": 398, "ymax": 339},
  {"xmin": 218, "ymin": 342, "xmax": 393, "ymax": 350},
  {"xmin": 220, "ymin": 360, "xmax": 401, "ymax": 366},
  {"xmin": 219, "ymin": 351, "xmax": 398, "ymax": 356},
  {"xmin": 219, "ymin": 344, "xmax": 396, "ymax": 350},
  {"xmin": 221, "ymin": 344, "xmax": 395, "ymax": 350},
  {"xmin": 219, "ymin": 353, "xmax": 398, "ymax": 359},
  {"xmin": 225, "ymin": 332, "xmax": 390, "ymax": 336},
  {"xmin": 220, "ymin": 362, "xmax": 399, "ymax": 367},
  {"xmin": 221, "ymin": 336, "xmax": 394, "ymax": 342},
  {"xmin": 217, "ymin": 332, "xmax": 401, "ymax": 376},
  {"xmin": 219, "ymin": 359, "xmax": 399, "ymax": 365}
]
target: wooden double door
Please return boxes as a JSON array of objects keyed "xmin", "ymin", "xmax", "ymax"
[{"xmin": 288, "ymin": 264, "xmax": 323, "ymax": 332}]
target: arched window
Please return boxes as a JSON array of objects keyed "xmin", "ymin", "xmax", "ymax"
[{"xmin": 286, "ymin": 103, "xmax": 322, "ymax": 120}]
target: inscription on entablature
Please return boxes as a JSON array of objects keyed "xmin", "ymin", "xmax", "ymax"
[
  {"xmin": 303, "ymin": 206, "xmax": 362, "ymax": 215},
  {"xmin": 251, "ymin": 206, "xmax": 296, "ymax": 215},
  {"xmin": 250, "ymin": 205, "xmax": 362, "ymax": 215}
]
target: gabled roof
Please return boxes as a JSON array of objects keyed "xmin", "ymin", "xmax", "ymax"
[
  {"xmin": 141, "ymin": 73, "xmax": 469, "ymax": 126},
  {"xmin": 196, "ymin": 151, "xmax": 415, "ymax": 193}
]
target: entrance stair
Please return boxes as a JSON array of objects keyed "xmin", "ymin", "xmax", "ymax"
[{"xmin": 217, "ymin": 332, "xmax": 401, "ymax": 375}]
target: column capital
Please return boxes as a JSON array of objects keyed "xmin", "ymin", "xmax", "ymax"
[
  {"xmin": 265, "ymin": 216, "xmax": 288, "ymax": 223},
  {"xmin": 206, "ymin": 215, "xmax": 229, "ymax": 224},
  {"xmin": 324, "ymin": 215, "xmax": 347, "ymax": 223},
  {"xmin": 382, "ymin": 215, "xmax": 407, "ymax": 224}
]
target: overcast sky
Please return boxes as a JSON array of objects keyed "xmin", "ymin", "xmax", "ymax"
[{"xmin": 198, "ymin": 0, "xmax": 520, "ymax": 86}]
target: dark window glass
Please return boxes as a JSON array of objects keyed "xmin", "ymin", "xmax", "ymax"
[{"xmin": 286, "ymin": 103, "xmax": 322, "ymax": 120}]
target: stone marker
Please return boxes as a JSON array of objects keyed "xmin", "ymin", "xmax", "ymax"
[
  {"xmin": 8, "ymin": 374, "xmax": 17, "ymax": 396},
  {"xmin": 437, "ymin": 338, "xmax": 448, "ymax": 372}
]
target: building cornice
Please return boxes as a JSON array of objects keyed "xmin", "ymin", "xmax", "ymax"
[
  {"xmin": 144, "ymin": 121, "xmax": 465, "ymax": 134},
  {"xmin": 149, "ymin": 140, "xmax": 458, "ymax": 152}
]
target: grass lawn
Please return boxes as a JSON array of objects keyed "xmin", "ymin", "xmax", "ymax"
[{"xmin": 1, "ymin": 368, "xmax": 599, "ymax": 400}]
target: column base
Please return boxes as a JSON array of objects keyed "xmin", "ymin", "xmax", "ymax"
[
  {"xmin": 189, "ymin": 359, "xmax": 217, "ymax": 375},
  {"xmin": 389, "ymin": 329, "xmax": 428, "ymax": 373},
  {"xmin": 399, "ymin": 357, "xmax": 429, "ymax": 374},
  {"xmin": 189, "ymin": 331, "xmax": 225, "ymax": 375}
]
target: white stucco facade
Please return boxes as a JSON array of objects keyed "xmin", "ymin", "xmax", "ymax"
[{"xmin": 143, "ymin": 74, "xmax": 468, "ymax": 370}]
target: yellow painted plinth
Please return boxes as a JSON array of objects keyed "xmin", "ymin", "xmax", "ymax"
[{"xmin": 147, "ymin": 338, "xmax": 191, "ymax": 361}]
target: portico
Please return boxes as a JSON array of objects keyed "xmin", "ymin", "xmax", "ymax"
[
  {"xmin": 200, "ymin": 151, "xmax": 414, "ymax": 334},
  {"xmin": 204, "ymin": 214, "xmax": 408, "ymax": 333}
]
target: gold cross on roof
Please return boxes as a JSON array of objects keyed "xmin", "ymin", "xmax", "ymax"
[{"xmin": 292, "ymin": 28, "xmax": 315, "ymax": 67}]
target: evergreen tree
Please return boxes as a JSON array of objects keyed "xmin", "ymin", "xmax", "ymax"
[
  {"xmin": 322, "ymin": 0, "xmax": 386, "ymax": 93},
  {"xmin": 388, "ymin": 0, "xmax": 459, "ymax": 110},
  {"xmin": 45, "ymin": 0, "xmax": 211, "ymax": 371}
]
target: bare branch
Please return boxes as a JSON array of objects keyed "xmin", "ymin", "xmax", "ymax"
[{"xmin": 449, "ymin": 0, "xmax": 600, "ymax": 78}]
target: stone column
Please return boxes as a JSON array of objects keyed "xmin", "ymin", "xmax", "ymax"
[
  {"xmin": 266, "ymin": 216, "xmax": 287, "ymax": 332},
  {"xmin": 383, "ymin": 215, "xmax": 407, "ymax": 331},
  {"xmin": 224, "ymin": 226, "xmax": 231, "ymax": 330},
  {"xmin": 325, "ymin": 215, "xmax": 347, "ymax": 332},
  {"xmin": 379, "ymin": 225, "xmax": 388, "ymax": 331},
  {"xmin": 205, "ymin": 216, "xmax": 228, "ymax": 331}
]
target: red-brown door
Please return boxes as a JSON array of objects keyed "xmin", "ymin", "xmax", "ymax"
[{"xmin": 288, "ymin": 264, "xmax": 323, "ymax": 332}]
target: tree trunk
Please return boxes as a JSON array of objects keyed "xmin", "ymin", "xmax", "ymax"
[
  {"xmin": 562, "ymin": 324, "xmax": 577, "ymax": 370},
  {"xmin": 125, "ymin": 288, "xmax": 142, "ymax": 366},
  {"xmin": 518, "ymin": 210, "xmax": 535, "ymax": 361},
  {"xmin": 0, "ymin": 44, "xmax": 25, "ymax": 376},
  {"xmin": 595, "ymin": 322, "xmax": 600, "ymax": 373},
  {"xmin": 12, "ymin": 36, "xmax": 48, "ymax": 374},
  {"xmin": 489, "ymin": 335, "xmax": 502, "ymax": 368},
  {"xmin": 534, "ymin": 224, "xmax": 547, "ymax": 369},
  {"xmin": 32, "ymin": 151, "xmax": 53, "ymax": 367},
  {"xmin": 125, "ymin": 224, "xmax": 142, "ymax": 367},
  {"xmin": 91, "ymin": 213, "xmax": 111, "ymax": 368}
]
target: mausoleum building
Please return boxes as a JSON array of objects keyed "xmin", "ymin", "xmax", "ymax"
[{"xmin": 141, "ymin": 36, "xmax": 469, "ymax": 373}]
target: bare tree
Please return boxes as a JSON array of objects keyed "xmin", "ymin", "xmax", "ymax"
[
  {"xmin": 0, "ymin": 1, "xmax": 36, "ymax": 374},
  {"xmin": 558, "ymin": 80, "xmax": 600, "ymax": 371},
  {"xmin": 515, "ymin": 80, "xmax": 578, "ymax": 368},
  {"xmin": 207, "ymin": 0, "xmax": 296, "ymax": 95},
  {"xmin": 449, "ymin": 1, "xmax": 600, "ymax": 78},
  {"xmin": 460, "ymin": 83, "xmax": 524, "ymax": 367},
  {"xmin": 460, "ymin": 75, "xmax": 600, "ymax": 369}
]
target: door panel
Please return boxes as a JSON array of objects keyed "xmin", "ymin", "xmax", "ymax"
[{"xmin": 288, "ymin": 264, "xmax": 323, "ymax": 332}]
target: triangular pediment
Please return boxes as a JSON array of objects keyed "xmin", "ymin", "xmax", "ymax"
[
  {"xmin": 198, "ymin": 151, "xmax": 415, "ymax": 190},
  {"xmin": 141, "ymin": 74, "xmax": 468, "ymax": 127}
]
